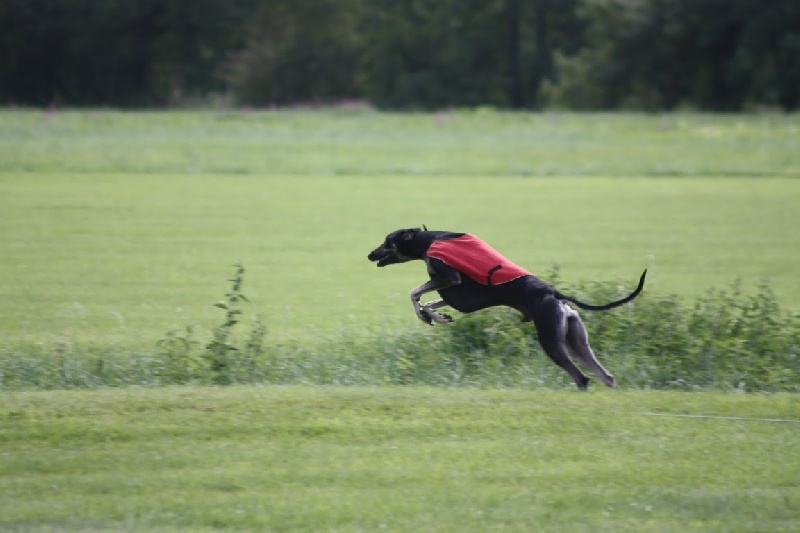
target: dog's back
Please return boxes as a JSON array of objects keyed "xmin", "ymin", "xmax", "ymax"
[{"xmin": 426, "ymin": 234, "xmax": 530, "ymax": 286}]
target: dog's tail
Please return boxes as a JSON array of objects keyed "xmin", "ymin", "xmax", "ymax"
[{"xmin": 557, "ymin": 269, "xmax": 647, "ymax": 311}]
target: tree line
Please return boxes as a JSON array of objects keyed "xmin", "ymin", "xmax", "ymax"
[{"xmin": 1, "ymin": 0, "xmax": 797, "ymax": 111}]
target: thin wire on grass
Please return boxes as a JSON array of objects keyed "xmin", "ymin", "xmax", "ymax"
[{"xmin": 633, "ymin": 412, "xmax": 800, "ymax": 423}]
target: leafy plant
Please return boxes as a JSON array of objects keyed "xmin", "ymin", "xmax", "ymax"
[
  {"xmin": 156, "ymin": 325, "xmax": 203, "ymax": 384},
  {"xmin": 151, "ymin": 263, "xmax": 267, "ymax": 385},
  {"xmin": 204, "ymin": 264, "xmax": 250, "ymax": 384}
]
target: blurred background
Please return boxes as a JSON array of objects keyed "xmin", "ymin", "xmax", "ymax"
[{"xmin": 1, "ymin": 0, "xmax": 797, "ymax": 111}]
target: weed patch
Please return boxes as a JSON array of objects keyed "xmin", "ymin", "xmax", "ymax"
[{"xmin": 1, "ymin": 267, "xmax": 797, "ymax": 392}]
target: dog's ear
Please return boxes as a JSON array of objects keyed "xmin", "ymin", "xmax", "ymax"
[{"xmin": 421, "ymin": 224, "xmax": 428, "ymax": 231}]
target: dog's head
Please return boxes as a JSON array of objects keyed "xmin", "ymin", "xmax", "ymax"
[{"xmin": 367, "ymin": 228, "xmax": 427, "ymax": 267}]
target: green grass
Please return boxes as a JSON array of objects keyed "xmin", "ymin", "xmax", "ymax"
[
  {"xmin": 0, "ymin": 108, "xmax": 798, "ymax": 383},
  {"xmin": 1, "ymin": 386, "xmax": 798, "ymax": 532},
  {"xmin": 1, "ymin": 110, "xmax": 798, "ymax": 527},
  {"xmin": 0, "ymin": 172, "xmax": 798, "ymax": 346},
  {"xmin": 1, "ymin": 109, "xmax": 798, "ymax": 177}
]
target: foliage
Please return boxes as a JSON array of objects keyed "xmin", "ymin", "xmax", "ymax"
[
  {"xmin": 0, "ymin": 0, "xmax": 258, "ymax": 106},
  {"xmin": 356, "ymin": 0, "xmax": 582, "ymax": 109},
  {"xmin": 545, "ymin": 0, "xmax": 800, "ymax": 111},
  {"xmin": 155, "ymin": 324, "xmax": 203, "ymax": 384},
  {"xmin": 204, "ymin": 263, "xmax": 250, "ymax": 383},
  {"xmin": 153, "ymin": 264, "xmax": 268, "ymax": 385},
  {"xmin": 560, "ymin": 277, "xmax": 800, "ymax": 391},
  {"xmin": 0, "ymin": 0, "xmax": 797, "ymax": 110},
  {"xmin": 1, "ymin": 268, "xmax": 797, "ymax": 392},
  {"xmin": 221, "ymin": 0, "xmax": 363, "ymax": 106}
]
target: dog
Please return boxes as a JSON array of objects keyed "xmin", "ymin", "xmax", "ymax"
[{"xmin": 367, "ymin": 228, "xmax": 646, "ymax": 390}]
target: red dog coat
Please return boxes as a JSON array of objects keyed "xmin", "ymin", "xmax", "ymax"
[{"xmin": 426, "ymin": 234, "xmax": 531, "ymax": 285}]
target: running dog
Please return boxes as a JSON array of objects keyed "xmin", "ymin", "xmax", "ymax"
[{"xmin": 367, "ymin": 228, "xmax": 646, "ymax": 389}]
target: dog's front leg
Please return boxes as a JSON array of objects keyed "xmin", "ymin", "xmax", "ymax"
[
  {"xmin": 422, "ymin": 299, "xmax": 453, "ymax": 324},
  {"xmin": 410, "ymin": 275, "xmax": 459, "ymax": 325}
]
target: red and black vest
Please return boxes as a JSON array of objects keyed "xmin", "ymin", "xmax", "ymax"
[{"xmin": 426, "ymin": 234, "xmax": 531, "ymax": 285}]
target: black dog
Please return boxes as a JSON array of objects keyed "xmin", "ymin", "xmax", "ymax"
[{"xmin": 367, "ymin": 228, "xmax": 646, "ymax": 389}]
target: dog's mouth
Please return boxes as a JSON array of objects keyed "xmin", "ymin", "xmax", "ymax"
[
  {"xmin": 368, "ymin": 248, "xmax": 396, "ymax": 267},
  {"xmin": 375, "ymin": 253, "xmax": 395, "ymax": 267}
]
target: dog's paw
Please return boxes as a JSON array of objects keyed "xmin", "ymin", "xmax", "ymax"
[
  {"xmin": 429, "ymin": 311, "xmax": 453, "ymax": 324},
  {"xmin": 421, "ymin": 305, "xmax": 452, "ymax": 324},
  {"xmin": 415, "ymin": 307, "xmax": 434, "ymax": 326}
]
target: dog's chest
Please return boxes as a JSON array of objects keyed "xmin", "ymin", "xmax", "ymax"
[{"xmin": 426, "ymin": 234, "xmax": 530, "ymax": 285}]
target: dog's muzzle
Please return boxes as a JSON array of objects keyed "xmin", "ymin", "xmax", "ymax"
[{"xmin": 367, "ymin": 247, "xmax": 396, "ymax": 267}]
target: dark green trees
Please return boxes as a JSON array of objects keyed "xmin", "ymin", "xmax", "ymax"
[{"xmin": 1, "ymin": 0, "xmax": 796, "ymax": 110}]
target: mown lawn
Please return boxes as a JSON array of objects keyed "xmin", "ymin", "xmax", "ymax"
[
  {"xmin": 1, "ymin": 386, "xmax": 798, "ymax": 531},
  {"xmin": 1, "ymin": 172, "xmax": 798, "ymax": 345}
]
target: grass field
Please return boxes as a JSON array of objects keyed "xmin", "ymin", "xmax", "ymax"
[
  {"xmin": 1, "ymin": 109, "xmax": 798, "ymax": 177},
  {"xmin": 0, "ymin": 109, "xmax": 799, "ymax": 530},
  {"xmin": 1, "ymin": 109, "xmax": 798, "ymax": 346},
  {"xmin": 1, "ymin": 386, "xmax": 798, "ymax": 531}
]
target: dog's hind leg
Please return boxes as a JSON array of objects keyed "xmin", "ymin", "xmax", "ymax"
[
  {"xmin": 534, "ymin": 296, "xmax": 591, "ymax": 390},
  {"xmin": 564, "ymin": 309, "xmax": 617, "ymax": 388}
]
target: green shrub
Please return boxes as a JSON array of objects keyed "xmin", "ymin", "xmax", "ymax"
[{"xmin": 1, "ymin": 269, "xmax": 797, "ymax": 392}]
